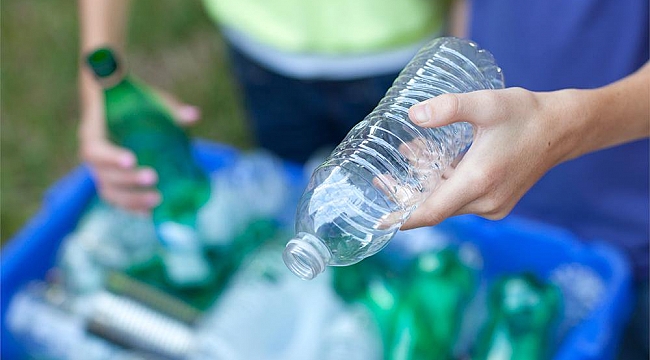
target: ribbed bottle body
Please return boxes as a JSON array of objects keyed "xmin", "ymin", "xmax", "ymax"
[{"xmin": 287, "ymin": 37, "xmax": 504, "ymax": 277}]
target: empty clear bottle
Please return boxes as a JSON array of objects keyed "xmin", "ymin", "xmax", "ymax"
[
  {"xmin": 57, "ymin": 201, "xmax": 160, "ymax": 294},
  {"xmin": 86, "ymin": 48, "xmax": 212, "ymax": 286},
  {"xmin": 283, "ymin": 37, "xmax": 504, "ymax": 280},
  {"xmin": 5, "ymin": 282, "xmax": 152, "ymax": 360},
  {"xmin": 197, "ymin": 150, "xmax": 290, "ymax": 247},
  {"xmin": 198, "ymin": 243, "xmax": 341, "ymax": 360},
  {"xmin": 318, "ymin": 304, "xmax": 383, "ymax": 360}
]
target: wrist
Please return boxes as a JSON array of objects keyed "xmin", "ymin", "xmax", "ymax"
[{"xmin": 539, "ymin": 89, "xmax": 590, "ymax": 164}]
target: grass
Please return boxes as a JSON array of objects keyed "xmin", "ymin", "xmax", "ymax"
[{"xmin": 1, "ymin": 1, "xmax": 252, "ymax": 243}]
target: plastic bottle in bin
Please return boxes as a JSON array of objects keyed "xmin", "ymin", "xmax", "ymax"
[
  {"xmin": 471, "ymin": 273, "xmax": 562, "ymax": 360},
  {"xmin": 330, "ymin": 254, "xmax": 401, "ymax": 342},
  {"xmin": 283, "ymin": 37, "xmax": 504, "ymax": 280},
  {"xmin": 6, "ymin": 282, "xmax": 152, "ymax": 360},
  {"xmin": 7, "ymin": 280, "xmax": 250, "ymax": 360},
  {"xmin": 388, "ymin": 247, "xmax": 476, "ymax": 360},
  {"xmin": 86, "ymin": 48, "xmax": 212, "ymax": 286},
  {"xmin": 199, "ymin": 242, "xmax": 341, "ymax": 360},
  {"xmin": 331, "ymin": 245, "xmax": 477, "ymax": 360}
]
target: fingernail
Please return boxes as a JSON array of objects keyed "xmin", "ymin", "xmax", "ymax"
[
  {"xmin": 411, "ymin": 104, "xmax": 432, "ymax": 124},
  {"xmin": 119, "ymin": 154, "xmax": 136, "ymax": 168},
  {"xmin": 178, "ymin": 106, "xmax": 200, "ymax": 121},
  {"xmin": 138, "ymin": 169, "xmax": 158, "ymax": 185}
]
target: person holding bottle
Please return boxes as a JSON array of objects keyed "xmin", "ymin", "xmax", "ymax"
[
  {"xmin": 404, "ymin": 0, "xmax": 648, "ymax": 358},
  {"xmin": 78, "ymin": 0, "xmax": 454, "ymax": 213}
]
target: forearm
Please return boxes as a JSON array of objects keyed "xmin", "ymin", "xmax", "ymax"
[
  {"xmin": 78, "ymin": 0, "xmax": 130, "ymax": 138},
  {"xmin": 560, "ymin": 62, "xmax": 650, "ymax": 161},
  {"xmin": 448, "ymin": 0, "xmax": 468, "ymax": 38}
]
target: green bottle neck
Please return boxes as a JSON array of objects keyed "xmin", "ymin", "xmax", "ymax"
[{"xmin": 95, "ymin": 67, "xmax": 129, "ymax": 90}]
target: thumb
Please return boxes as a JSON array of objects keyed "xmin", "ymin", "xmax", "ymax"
[
  {"xmin": 156, "ymin": 90, "xmax": 201, "ymax": 126},
  {"xmin": 172, "ymin": 104, "xmax": 201, "ymax": 126},
  {"xmin": 408, "ymin": 90, "xmax": 498, "ymax": 128},
  {"xmin": 408, "ymin": 93, "xmax": 461, "ymax": 128}
]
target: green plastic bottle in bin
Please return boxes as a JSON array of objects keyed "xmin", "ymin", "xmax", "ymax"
[
  {"xmin": 332, "ymin": 246, "xmax": 477, "ymax": 360},
  {"xmin": 472, "ymin": 273, "xmax": 562, "ymax": 360},
  {"xmin": 331, "ymin": 257, "xmax": 401, "ymax": 357},
  {"xmin": 388, "ymin": 248, "xmax": 476, "ymax": 360},
  {"xmin": 86, "ymin": 48, "xmax": 212, "ymax": 287}
]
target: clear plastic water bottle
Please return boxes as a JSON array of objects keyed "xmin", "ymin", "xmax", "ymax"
[
  {"xmin": 283, "ymin": 37, "xmax": 504, "ymax": 280},
  {"xmin": 197, "ymin": 151, "xmax": 290, "ymax": 247},
  {"xmin": 549, "ymin": 263, "xmax": 604, "ymax": 339},
  {"xmin": 318, "ymin": 304, "xmax": 383, "ymax": 360},
  {"xmin": 56, "ymin": 201, "xmax": 159, "ymax": 294},
  {"xmin": 197, "ymin": 243, "xmax": 342, "ymax": 360},
  {"xmin": 5, "ymin": 282, "xmax": 151, "ymax": 360}
]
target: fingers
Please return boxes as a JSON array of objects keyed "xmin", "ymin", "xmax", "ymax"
[
  {"xmin": 408, "ymin": 90, "xmax": 506, "ymax": 128},
  {"xmin": 173, "ymin": 105, "xmax": 201, "ymax": 125},
  {"xmin": 401, "ymin": 152, "xmax": 518, "ymax": 230},
  {"xmin": 98, "ymin": 186, "xmax": 161, "ymax": 214},
  {"xmin": 94, "ymin": 165, "xmax": 161, "ymax": 212},
  {"xmin": 401, "ymin": 169, "xmax": 476, "ymax": 230},
  {"xmin": 80, "ymin": 139, "xmax": 161, "ymax": 212},
  {"xmin": 94, "ymin": 166, "xmax": 157, "ymax": 188},
  {"xmin": 81, "ymin": 139, "xmax": 136, "ymax": 169},
  {"xmin": 400, "ymin": 88, "xmax": 547, "ymax": 229}
]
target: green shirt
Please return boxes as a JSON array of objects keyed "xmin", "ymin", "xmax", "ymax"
[{"xmin": 202, "ymin": 0, "xmax": 450, "ymax": 55}]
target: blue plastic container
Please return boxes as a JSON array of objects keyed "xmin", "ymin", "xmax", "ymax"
[
  {"xmin": 439, "ymin": 215, "xmax": 634, "ymax": 360},
  {"xmin": 1, "ymin": 141, "xmax": 633, "ymax": 359}
]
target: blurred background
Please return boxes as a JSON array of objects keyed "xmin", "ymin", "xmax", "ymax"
[{"xmin": 1, "ymin": 0, "xmax": 252, "ymax": 243}]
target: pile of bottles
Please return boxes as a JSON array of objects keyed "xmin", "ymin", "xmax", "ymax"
[
  {"xmin": 6, "ymin": 145, "xmax": 604, "ymax": 360},
  {"xmin": 8, "ymin": 212, "xmax": 586, "ymax": 360},
  {"xmin": 6, "ymin": 149, "xmax": 316, "ymax": 360}
]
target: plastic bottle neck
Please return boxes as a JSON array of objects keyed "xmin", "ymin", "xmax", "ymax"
[{"xmin": 282, "ymin": 233, "xmax": 332, "ymax": 280}]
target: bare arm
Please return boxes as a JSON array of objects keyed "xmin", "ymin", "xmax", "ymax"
[
  {"xmin": 448, "ymin": 0, "xmax": 468, "ymax": 38},
  {"xmin": 402, "ymin": 61, "xmax": 650, "ymax": 229},
  {"xmin": 568, "ymin": 62, "xmax": 650, "ymax": 159},
  {"xmin": 78, "ymin": 0, "xmax": 200, "ymax": 211},
  {"xmin": 78, "ymin": 0, "xmax": 130, "ymax": 145}
]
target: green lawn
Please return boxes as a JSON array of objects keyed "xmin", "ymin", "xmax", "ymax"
[{"xmin": 1, "ymin": 1, "xmax": 252, "ymax": 243}]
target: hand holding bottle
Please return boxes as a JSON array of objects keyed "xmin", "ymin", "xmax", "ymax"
[
  {"xmin": 404, "ymin": 61, "xmax": 650, "ymax": 229},
  {"xmin": 403, "ymin": 88, "xmax": 575, "ymax": 227},
  {"xmin": 79, "ymin": 73, "xmax": 201, "ymax": 212},
  {"xmin": 283, "ymin": 37, "xmax": 505, "ymax": 280}
]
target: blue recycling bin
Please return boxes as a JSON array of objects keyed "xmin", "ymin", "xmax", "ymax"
[{"xmin": 1, "ymin": 140, "xmax": 634, "ymax": 359}]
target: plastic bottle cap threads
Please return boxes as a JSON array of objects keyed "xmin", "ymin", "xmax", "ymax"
[{"xmin": 283, "ymin": 234, "xmax": 330, "ymax": 280}]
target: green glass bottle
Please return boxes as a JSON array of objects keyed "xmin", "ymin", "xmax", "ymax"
[
  {"xmin": 471, "ymin": 273, "xmax": 562, "ymax": 360},
  {"xmin": 388, "ymin": 247, "xmax": 476, "ymax": 360},
  {"xmin": 86, "ymin": 48, "xmax": 212, "ymax": 287}
]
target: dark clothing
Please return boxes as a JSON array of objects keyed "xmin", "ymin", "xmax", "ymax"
[{"xmin": 228, "ymin": 47, "xmax": 398, "ymax": 164}]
